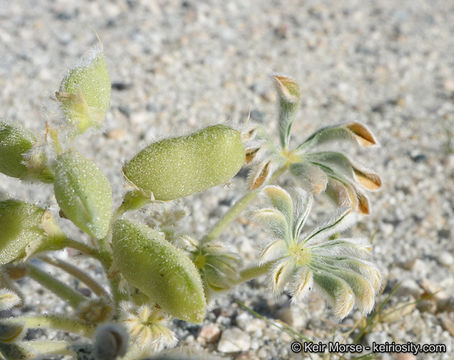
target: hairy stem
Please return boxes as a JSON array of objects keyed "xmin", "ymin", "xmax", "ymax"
[
  {"xmin": 18, "ymin": 340, "xmax": 75, "ymax": 357},
  {"xmin": 39, "ymin": 255, "xmax": 110, "ymax": 299},
  {"xmin": 61, "ymin": 237, "xmax": 102, "ymax": 261},
  {"xmin": 202, "ymin": 165, "xmax": 287, "ymax": 244},
  {"xmin": 7, "ymin": 315, "xmax": 95, "ymax": 338},
  {"xmin": 26, "ymin": 263, "xmax": 86, "ymax": 308},
  {"xmin": 238, "ymin": 261, "xmax": 276, "ymax": 283}
]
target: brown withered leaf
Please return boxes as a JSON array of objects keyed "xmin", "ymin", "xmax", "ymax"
[
  {"xmin": 355, "ymin": 188, "xmax": 370, "ymax": 215},
  {"xmin": 326, "ymin": 178, "xmax": 353, "ymax": 208},
  {"xmin": 245, "ymin": 147, "xmax": 260, "ymax": 164},
  {"xmin": 345, "ymin": 122, "xmax": 377, "ymax": 147},
  {"xmin": 248, "ymin": 161, "xmax": 271, "ymax": 190},
  {"xmin": 353, "ymin": 168, "xmax": 382, "ymax": 191}
]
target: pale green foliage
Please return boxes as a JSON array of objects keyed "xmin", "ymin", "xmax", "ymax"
[
  {"xmin": 255, "ymin": 185, "xmax": 381, "ymax": 319},
  {"xmin": 123, "ymin": 125, "xmax": 245, "ymax": 200},
  {"xmin": 0, "ymin": 200, "xmax": 64, "ymax": 265},
  {"xmin": 56, "ymin": 49, "xmax": 111, "ymax": 134},
  {"xmin": 54, "ymin": 151, "xmax": 112, "ymax": 239},
  {"xmin": 112, "ymin": 220, "xmax": 206, "ymax": 323}
]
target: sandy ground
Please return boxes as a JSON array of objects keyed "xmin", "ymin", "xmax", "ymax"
[{"xmin": 1, "ymin": 1, "xmax": 454, "ymax": 359}]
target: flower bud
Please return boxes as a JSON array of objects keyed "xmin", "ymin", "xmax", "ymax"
[
  {"xmin": 56, "ymin": 48, "xmax": 110, "ymax": 134},
  {"xmin": 0, "ymin": 200, "xmax": 65, "ymax": 265},
  {"xmin": 123, "ymin": 125, "xmax": 245, "ymax": 201},
  {"xmin": 112, "ymin": 220, "xmax": 206, "ymax": 323},
  {"xmin": 54, "ymin": 151, "xmax": 112, "ymax": 239}
]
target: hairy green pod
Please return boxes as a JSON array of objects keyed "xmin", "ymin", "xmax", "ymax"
[
  {"xmin": 0, "ymin": 123, "xmax": 35, "ymax": 179},
  {"xmin": 112, "ymin": 220, "xmax": 206, "ymax": 323},
  {"xmin": 123, "ymin": 125, "xmax": 245, "ymax": 200},
  {"xmin": 0, "ymin": 122, "xmax": 54, "ymax": 183},
  {"xmin": 56, "ymin": 49, "xmax": 111, "ymax": 134},
  {"xmin": 0, "ymin": 200, "xmax": 64, "ymax": 265},
  {"xmin": 54, "ymin": 151, "xmax": 112, "ymax": 239}
]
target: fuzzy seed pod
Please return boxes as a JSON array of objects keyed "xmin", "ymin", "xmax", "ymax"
[
  {"xmin": 54, "ymin": 151, "xmax": 112, "ymax": 239},
  {"xmin": 0, "ymin": 123, "xmax": 53, "ymax": 182},
  {"xmin": 112, "ymin": 220, "xmax": 206, "ymax": 323},
  {"xmin": 0, "ymin": 123, "xmax": 35, "ymax": 179},
  {"xmin": 0, "ymin": 200, "xmax": 64, "ymax": 265},
  {"xmin": 123, "ymin": 125, "xmax": 245, "ymax": 200},
  {"xmin": 56, "ymin": 48, "xmax": 111, "ymax": 134}
]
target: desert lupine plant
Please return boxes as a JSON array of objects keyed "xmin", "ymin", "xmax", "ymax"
[{"xmin": 0, "ymin": 43, "xmax": 383, "ymax": 359}]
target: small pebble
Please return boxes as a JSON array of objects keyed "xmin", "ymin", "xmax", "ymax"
[
  {"xmin": 217, "ymin": 328, "xmax": 251, "ymax": 353},
  {"xmin": 197, "ymin": 324, "xmax": 221, "ymax": 344}
]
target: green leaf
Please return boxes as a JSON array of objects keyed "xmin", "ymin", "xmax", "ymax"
[
  {"xmin": 271, "ymin": 260, "xmax": 295, "ymax": 293},
  {"xmin": 312, "ymin": 271, "xmax": 354, "ymax": 319},
  {"xmin": 263, "ymin": 186, "xmax": 293, "ymax": 227},
  {"xmin": 306, "ymin": 152, "xmax": 381, "ymax": 191},
  {"xmin": 295, "ymin": 122, "xmax": 377, "ymax": 152},
  {"xmin": 56, "ymin": 48, "xmax": 110, "ymax": 134},
  {"xmin": 260, "ymin": 239, "xmax": 286, "ymax": 263},
  {"xmin": 253, "ymin": 208, "xmax": 289, "ymax": 241},
  {"xmin": 112, "ymin": 220, "xmax": 206, "ymax": 323},
  {"xmin": 273, "ymin": 75, "xmax": 301, "ymax": 149},
  {"xmin": 290, "ymin": 267, "xmax": 313, "ymax": 301},
  {"xmin": 289, "ymin": 161, "xmax": 328, "ymax": 195},
  {"xmin": 54, "ymin": 151, "xmax": 112, "ymax": 239},
  {"xmin": 123, "ymin": 125, "xmax": 245, "ymax": 200},
  {"xmin": 303, "ymin": 207, "xmax": 353, "ymax": 245},
  {"xmin": 292, "ymin": 188, "xmax": 313, "ymax": 240}
]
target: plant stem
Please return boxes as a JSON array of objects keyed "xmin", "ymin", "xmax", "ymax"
[
  {"xmin": 61, "ymin": 237, "xmax": 102, "ymax": 261},
  {"xmin": 39, "ymin": 255, "xmax": 110, "ymax": 299},
  {"xmin": 202, "ymin": 164, "xmax": 288, "ymax": 244},
  {"xmin": 7, "ymin": 315, "xmax": 95, "ymax": 338},
  {"xmin": 238, "ymin": 261, "xmax": 276, "ymax": 283},
  {"xmin": 26, "ymin": 263, "xmax": 86, "ymax": 309},
  {"xmin": 19, "ymin": 340, "xmax": 75, "ymax": 357}
]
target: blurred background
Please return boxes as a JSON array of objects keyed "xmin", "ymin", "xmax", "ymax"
[{"xmin": 1, "ymin": 0, "xmax": 453, "ymax": 359}]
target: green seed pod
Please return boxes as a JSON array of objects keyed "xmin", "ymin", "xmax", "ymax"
[
  {"xmin": 0, "ymin": 122, "xmax": 35, "ymax": 179},
  {"xmin": 0, "ymin": 200, "xmax": 64, "ymax": 265},
  {"xmin": 54, "ymin": 151, "xmax": 112, "ymax": 239},
  {"xmin": 123, "ymin": 125, "xmax": 245, "ymax": 200},
  {"xmin": 56, "ymin": 48, "xmax": 111, "ymax": 134},
  {"xmin": 0, "ymin": 122, "xmax": 54, "ymax": 183},
  {"xmin": 112, "ymin": 220, "xmax": 206, "ymax": 323}
]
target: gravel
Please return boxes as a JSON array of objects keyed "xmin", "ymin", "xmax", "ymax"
[{"xmin": 1, "ymin": 0, "xmax": 453, "ymax": 359}]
